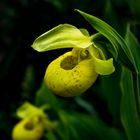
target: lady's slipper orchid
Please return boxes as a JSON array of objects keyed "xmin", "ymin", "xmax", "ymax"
[
  {"xmin": 32, "ymin": 24, "xmax": 115, "ymax": 97},
  {"xmin": 12, "ymin": 116, "xmax": 45, "ymax": 140},
  {"xmin": 12, "ymin": 102, "xmax": 57, "ymax": 140}
]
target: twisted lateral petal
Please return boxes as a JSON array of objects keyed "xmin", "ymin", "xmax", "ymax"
[
  {"xmin": 89, "ymin": 46, "xmax": 115, "ymax": 75},
  {"xmin": 44, "ymin": 51, "xmax": 98, "ymax": 97},
  {"xmin": 93, "ymin": 57, "xmax": 115, "ymax": 75},
  {"xmin": 32, "ymin": 24, "xmax": 92, "ymax": 52}
]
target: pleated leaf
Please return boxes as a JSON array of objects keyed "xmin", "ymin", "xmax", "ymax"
[
  {"xmin": 125, "ymin": 26, "xmax": 140, "ymax": 119},
  {"xmin": 120, "ymin": 67, "xmax": 140, "ymax": 140},
  {"xmin": 56, "ymin": 111, "xmax": 125, "ymax": 140}
]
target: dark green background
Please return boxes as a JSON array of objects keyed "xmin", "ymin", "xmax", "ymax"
[{"xmin": 0, "ymin": 0, "xmax": 140, "ymax": 139}]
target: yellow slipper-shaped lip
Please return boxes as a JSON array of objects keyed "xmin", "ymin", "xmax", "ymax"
[
  {"xmin": 12, "ymin": 116, "xmax": 44, "ymax": 140},
  {"xmin": 44, "ymin": 51, "xmax": 98, "ymax": 97}
]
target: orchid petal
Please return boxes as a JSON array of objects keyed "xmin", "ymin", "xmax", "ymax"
[
  {"xmin": 16, "ymin": 102, "xmax": 47, "ymax": 119},
  {"xmin": 93, "ymin": 56, "xmax": 115, "ymax": 75},
  {"xmin": 32, "ymin": 24, "xmax": 92, "ymax": 52}
]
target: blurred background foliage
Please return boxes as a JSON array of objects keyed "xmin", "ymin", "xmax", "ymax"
[{"xmin": 0, "ymin": 0, "xmax": 140, "ymax": 139}]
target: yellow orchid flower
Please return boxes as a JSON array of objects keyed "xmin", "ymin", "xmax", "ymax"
[
  {"xmin": 32, "ymin": 24, "xmax": 115, "ymax": 97},
  {"xmin": 12, "ymin": 116, "xmax": 44, "ymax": 140},
  {"xmin": 12, "ymin": 102, "xmax": 58, "ymax": 140}
]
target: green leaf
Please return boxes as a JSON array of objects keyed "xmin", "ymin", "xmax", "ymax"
[
  {"xmin": 125, "ymin": 26, "xmax": 140, "ymax": 73},
  {"xmin": 45, "ymin": 131, "xmax": 57, "ymax": 140},
  {"xmin": 32, "ymin": 24, "xmax": 92, "ymax": 52},
  {"xmin": 120, "ymin": 67, "xmax": 140, "ymax": 140},
  {"xmin": 57, "ymin": 111, "xmax": 125, "ymax": 140},
  {"xmin": 35, "ymin": 82, "xmax": 64, "ymax": 111},
  {"xmin": 125, "ymin": 26, "xmax": 140, "ymax": 116},
  {"xmin": 75, "ymin": 9, "xmax": 137, "ymax": 73},
  {"xmin": 75, "ymin": 96, "xmax": 96, "ymax": 115},
  {"xmin": 95, "ymin": 64, "xmax": 122, "ymax": 125},
  {"xmin": 75, "ymin": 113, "xmax": 126, "ymax": 140}
]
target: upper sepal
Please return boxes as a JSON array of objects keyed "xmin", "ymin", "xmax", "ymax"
[{"xmin": 32, "ymin": 24, "xmax": 92, "ymax": 52}]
